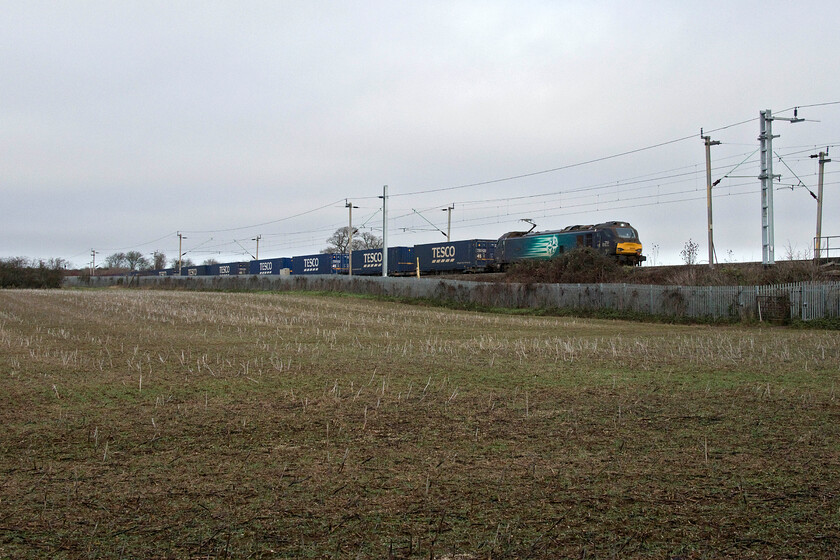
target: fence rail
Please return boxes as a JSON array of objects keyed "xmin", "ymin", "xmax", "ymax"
[{"xmin": 63, "ymin": 275, "xmax": 840, "ymax": 322}]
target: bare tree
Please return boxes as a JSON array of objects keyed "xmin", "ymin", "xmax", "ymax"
[
  {"xmin": 47, "ymin": 257, "xmax": 69, "ymax": 270},
  {"xmin": 170, "ymin": 256, "xmax": 194, "ymax": 268},
  {"xmin": 783, "ymin": 241, "xmax": 810, "ymax": 261},
  {"xmin": 322, "ymin": 226, "xmax": 355, "ymax": 254},
  {"xmin": 322, "ymin": 227, "xmax": 382, "ymax": 254},
  {"xmin": 152, "ymin": 251, "xmax": 167, "ymax": 270},
  {"xmin": 648, "ymin": 244, "xmax": 660, "ymax": 266},
  {"xmin": 356, "ymin": 231, "xmax": 382, "ymax": 249},
  {"xmin": 125, "ymin": 251, "xmax": 150, "ymax": 271},
  {"xmin": 202, "ymin": 258, "xmax": 219, "ymax": 265},
  {"xmin": 104, "ymin": 252, "xmax": 127, "ymax": 269},
  {"xmin": 680, "ymin": 239, "xmax": 699, "ymax": 265}
]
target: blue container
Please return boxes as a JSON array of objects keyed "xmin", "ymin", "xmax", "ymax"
[
  {"xmin": 351, "ymin": 247, "xmax": 415, "ymax": 275},
  {"xmin": 331, "ymin": 253, "xmax": 349, "ymax": 274},
  {"xmin": 180, "ymin": 265, "xmax": 210, "ymax": 276},
  {"xmin": 292, "ymin": 253, "xmax": 345, "ymax": 275},
  {"xmin": 414, "ymin": 239, "xmax": 496, "ymax": 273},
  {"xmin": 249, "ymin": 257, "xmax": 292, "ymax": 275},
  {"xmin": 208, "ymin": 262, "xmax": 247, "ymax": 276},
  {"xmin": 137, "ymin": 268, "xmax": 175, "ymax": 276}
]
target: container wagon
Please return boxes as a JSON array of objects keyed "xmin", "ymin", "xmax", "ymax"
[
  {"xmin": 414, "ymin": 239, "xmax": 496, "ymax": 274},
  {"xmin": 351, "ymin": 247, "xmax": 415, "ymax": 276},
  {"xmin": 180, "ymin": 265, "xmax": 211, "ymax": 276},
  {"xmin": 208, "ymin": 262, "xmax": 248, "ymax": 276},
  {"xmin": 249, "ymin": 257, "xmax": 293, "ymax": 275},
  {"xmin": 292, "ymin": 253, "xmax": 347, "ymax": 275}
]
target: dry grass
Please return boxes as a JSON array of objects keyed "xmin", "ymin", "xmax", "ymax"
[
  {"xmin": 1, "ymin": 289, "xmax": 839, "ymax": 558},
  {"xmin": 505, "ymin": 248, "xmax": 839, "ymax": 286}
]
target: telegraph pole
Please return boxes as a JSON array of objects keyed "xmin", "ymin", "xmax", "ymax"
[
  {"xmin": 252, "ymin": 235, "xmax": 261, "ymax": 261},
  {"xmin": 811, "ymin": 150, "xmax": 831, "ymax": 259},
  {"xmin": 178, "ymin": 232, "xmax": 186, "ymax": 274},
  {"xmin": 346, "ymin": 201, "xmax": 358, "ymax": 276},
  {"xmin": 380, "ymin": 185, "xmax": 388, "ymax": 277},
  {"xmin": 442, "ymin": 204, "xmax": 454, "ymax": 242},
  {"xmin": 90, "ymin": 249, "xmax": 98, "ymax": 276},
  {"xmin": 758, "ymin": 108, "xmax": 803, "ymax": 265},
  {"xmin": 703, "ymin": 133, "xmax": 720, "ymax": 267}
]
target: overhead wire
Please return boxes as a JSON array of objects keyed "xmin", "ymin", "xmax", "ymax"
[
  {"xmin": 179, "ymin": 198, "xmax": 347, "ymax": 234},
  {"xmin": 83, "ymin": 105, "xmax": 838, "ymax": 261},
  {"xmin": 166, "ymin": 117, "xmax": 807, "ymax": 239},
  {"xmin": 369, "ymin": 132, "xmax": 706, "ymax": 200},
  {"xmin": 391, "ymin": 149, "xmax": 763, "ymax": 221}
]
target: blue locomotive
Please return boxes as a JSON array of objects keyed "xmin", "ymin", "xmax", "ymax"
[{"xmin": 495, "ymin": 221, "xmax": 645, "ymax": 268}]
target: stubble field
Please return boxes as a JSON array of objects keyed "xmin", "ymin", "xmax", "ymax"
[{"xmin": 1, "ymin": 289, "xmax": 839, "ymax": 559}]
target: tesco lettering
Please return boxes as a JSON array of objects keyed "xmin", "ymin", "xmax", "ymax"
[
  {"xmin": 432, "ymin": 246, "xmax": 455, "ymax": 259},
  {"xmin": 363, "ymin": 252, "xmax": 382, "ymax": 265}
]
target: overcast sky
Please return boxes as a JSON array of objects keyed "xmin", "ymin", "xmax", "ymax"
[{"xmin": 3, "ymin": 1, "xmax": 839, "ymax": 268}]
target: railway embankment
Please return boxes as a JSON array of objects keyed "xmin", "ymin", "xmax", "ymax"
[{"xmin": 63, "ymin": 273, "xmax": 840, "ymax": 323}]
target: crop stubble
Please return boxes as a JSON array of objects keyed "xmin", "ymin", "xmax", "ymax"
[{"xmin": 0, "ymin": 289, "xmax": 839, "ymax": 558}]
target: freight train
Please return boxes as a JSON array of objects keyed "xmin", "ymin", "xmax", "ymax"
[{"xmin": 139, "ymin": 221, "xmax": 644, "ymax": 278}]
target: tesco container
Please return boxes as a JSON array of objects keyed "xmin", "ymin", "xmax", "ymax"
[
  {"xmin": 249, "ymin": 258, "xmax": 292, "ymax": 275},
  {"xmin": 351, "ymin": 247, "xmax": 415, "ymax": 276},
  {"xmin": 292, "ymin": 253, "xmax": 346, "ymax": 275},
  {"xmin": 209, "ymin": 262, "xmax": 247, "ymax": 276},
  {"xmin": 139, "ymin": 268, "xmax": 176, "ymax": 276},
  {"xmin": 180, "ymin": 265, "xmax": 210, "ymax": 276},
  {"xmin": 414, "ymin": 239, "xmax": 496, "ymax": 274}
]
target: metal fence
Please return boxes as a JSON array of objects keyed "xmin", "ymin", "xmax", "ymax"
[
  {"xmin": 64, "ymin": 275, "xmax": 840, "ymax": 322},
  {"xmin": 549, "ymin": 282, "xmax": 840, "ymax": 322},
  {"xmin": 755, "ymin": 282, "xmax": 840, "ymax": 322},
  {"xmin": 459, "ymin": 281, "xmax": 840, "ymax": 321}
]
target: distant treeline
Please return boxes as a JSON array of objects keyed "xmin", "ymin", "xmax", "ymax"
[{"xmin": 0, "ymin": 258, "xmax": 65, "ymax": 289}]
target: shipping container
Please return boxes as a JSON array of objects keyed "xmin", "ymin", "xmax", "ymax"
[
  {"xmin": 414, "ymin": 239, "xmax": 496, "ymax": 274},
  {"xmin": 180, "ymin": 265, "xmax": 210, "ymax": 277},
  {"xmin": 351, "ymin": 247, "xmax": 415, "ymax": 275},
  {"xmin": 136, "ymin": 268, "xmax": 176, "ymax": 276},
  {"xmin": 208, "ymin": 262, "xmax": 247, "ymax": 276},
  {"xmin": 331, "ymin": 253, "xmax": 350, "ymax": 274},
  {"xmin": 292, "ymin": 253, "xmax": 346, "ymax": 275},
  {"xmin": 249, "ymin": 257, "xmax": 293, "ymax": 275}
]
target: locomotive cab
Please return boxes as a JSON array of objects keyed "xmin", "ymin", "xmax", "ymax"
[{"xmin": 596, "ymin": 222, "xmax": 645, "ymax": 265}]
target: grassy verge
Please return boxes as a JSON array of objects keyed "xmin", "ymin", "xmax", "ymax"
[{"xmin": 1, "ymin": 289, "xmax": 838, "ymax": 558}]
